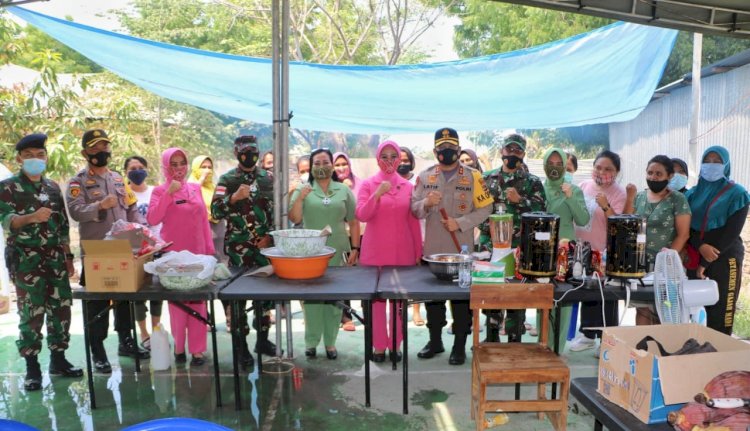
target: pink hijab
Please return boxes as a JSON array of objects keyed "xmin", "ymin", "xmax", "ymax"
[
  {"xmin": 372, "ymin": 140, "xmax": 407, "ymax": 191},
  {"xmin": 333, "ymin": 151, "xmax": 361, "ymax": 194},
  {"xmin": 161, "ymin": 147, "xmax": 189, "ymax": 184}
]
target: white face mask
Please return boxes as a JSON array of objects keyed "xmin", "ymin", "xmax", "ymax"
[
  {"xmin": 700, "ymin": 163, "xmax": 725, "ymax": 182},
  {"xmin": 299, "ymin": 172, "xmax": 310, "ymax": 183}
]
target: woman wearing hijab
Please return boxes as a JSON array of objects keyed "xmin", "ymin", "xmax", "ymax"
[
  {"xmin": 670, "ymin": 157, "xmax": 689, "ymax": 193},
  {"xmin": 625, "ymin": 155, "xmax": 691, "ymax": 325},
  {"xmin": 189, "ymin": 155, "xmax": 226, "ymax": 262},
  {"xmin": 542, "ymin": 147, "xmax": 590, "ymax": 351},
  {"xmin": 570, "ymin": 150, "xmax": 626, "ymax": 354},
  {"xmin": 459, "ymin": 149, "xmax": 483, "ymax": 173},
  {"xmin": 332, "ymin": 151, "xmax": 361, "ymax": 331},
  {"xmin": 148, "ymin": 147, "xmax": 215, "ymax": 366},
  {"xmin": 289, "ymin": 148, "xmax": 360, "ymax": 359},
  {"xmin": 686, "ymin": 146, "xmax": 749, "ymax": 335},
  {"xmin": 357, "ymin": 141, "xmax": 422, "ymax": 362}
]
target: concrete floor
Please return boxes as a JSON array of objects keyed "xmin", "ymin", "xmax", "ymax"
[{"xmin": 0, "ymin": 300, "xmax": 625, "ymax": 431}]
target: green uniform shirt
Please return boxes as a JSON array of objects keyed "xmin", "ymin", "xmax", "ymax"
[
  {"xmin": 479, "ymin": 167, "xmax": 546, "ymax": 249},
  {"xmin": 211, "ymin": 166, "xmax": 274, "ymax": 268},
  {"xmin": 290, "ymin": 181, "xmax": 356, "ymax": 267},
  {"xmin": 0, "ymin": 172, "xmax": 69, "ymax": 248}
]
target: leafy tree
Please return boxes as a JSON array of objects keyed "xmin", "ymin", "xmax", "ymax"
[
  {"xmin": 13, "ymin": 22, "xmax": 103, "ymax": 73},
  {"xmin": 660, "ymin": 31, "xmax": 750, "ymax": 85}
]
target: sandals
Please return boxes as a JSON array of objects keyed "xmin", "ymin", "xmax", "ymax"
[
  {"xmin": 525, "ymin": 322, "xmax": 538, "ymax": 336},
  {"xmin": 141, "ymin": 337, "xmax": 151, "ymax": 351},
  {"xmin": 342, "ymin": 321, "xmax": 356, "ymax": 332}
]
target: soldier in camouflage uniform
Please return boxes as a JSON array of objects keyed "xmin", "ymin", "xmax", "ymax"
[
  {"xmin": 211, "ymin": 135, "xmax": 278, "ymax": 367},
  {"xmin": 479, "ymin": 134, "xmax": 546, "ymax": 342},
  {"xmin": 0, "ymin": 134, "xmax": 83, "ymax": 391},
  {"xmin": 66, "ymin": 129, "xmax": 149, "ymax": 374}
]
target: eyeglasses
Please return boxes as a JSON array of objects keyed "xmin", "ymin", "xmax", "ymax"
[{"xmin": 504, "ymin": 145, "xmax": 524, "ymax": 155}]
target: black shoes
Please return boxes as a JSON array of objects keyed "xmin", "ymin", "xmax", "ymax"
[
  {"xmin": 325, "ymin": 348, "xmax": 337, "ymax": 360},
  {"xmin": 190, "ymin": 356, "xmax": 205, "ymax": 366},
  {"xmin": 93, "ymin": 355, "xmax": 112, "ymax": 374},
  {"xmin": 389, "ymin": 351, "xmax": 403, "ymax": 363},
  {"xmin": 119, "ymin": 337, "xmax": 150, "ymax": 359},
  {"xmin": 239, "ymin": 339, "xmax": 254, "ymax": 367},
  {"xmin": 417, "ymin": 341, "xmax": 445, "ymax": 359},
  {"xmin": 255, "ymin": 338, "xmax": 282, "ymax": 357},
  {"xmin": 448, "ymin": 348, "xmax": 466, "ymax": 365},
  {"xmin": 49, "ymin": 351, "xmax": 83, "ymax": 377},
  {"xmin": 24, "ymin": 356, "xmax": 42, "ymax": 391},
  {"xmin": 174, "ymin": 353, "xmax": 187, "ymax": 364},
  {"xmin": 304, "ymin": 348, "xmax": 316, "ymax": 358},
  {"xmin": 372, "ymin": 352, "xmax": 386, "ymax": 363}
]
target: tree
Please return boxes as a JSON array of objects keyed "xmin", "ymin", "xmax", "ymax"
[
  {"xmin": 13, "ymin": 22, "xmax": 103, "ymax": 74},
  {"xmin": 660, "ymin": 31, "xmax": 750, "ymax": 86}
]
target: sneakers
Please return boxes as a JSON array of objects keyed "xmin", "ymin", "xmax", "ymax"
[{"xmin": 569, "ymin": 335, "xmax": 596, "ymax": 352}]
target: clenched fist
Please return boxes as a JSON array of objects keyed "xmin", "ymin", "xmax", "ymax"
[
  {"xmin": 99, "ymin": 194, "xmax": 118, "ymax": 210},
  {"xmin": 374, "ymin": 181, "xmax": 391, "ymax": 198},
  {"xmin": 32, "ymin": 207, "xmax": 52, "ymax": 224},
  {"xmin": 167, "ymin": 180, "xmax": 182, "ymax": 194},
  {"xmin": 505, "ymin": 187, "xmax": 521, "ymax": 204},
  {"xmin": 425, "ymin": 191, "xmax": 442, "ymax": 208},
  {"xmin": 231, "ymin": 184, "xmax": 252, "ymax": 203}
]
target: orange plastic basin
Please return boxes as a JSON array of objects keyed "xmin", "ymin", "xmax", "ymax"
[{"xmin": 268, "ymin": 253, "xmax": 334, "ymax": 280}]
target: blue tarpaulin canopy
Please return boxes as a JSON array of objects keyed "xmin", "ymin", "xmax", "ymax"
[{"xmin": 10, "ymin": 7, "xmax": 677, "ymax": 134}]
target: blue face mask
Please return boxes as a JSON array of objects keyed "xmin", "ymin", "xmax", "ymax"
[
  {"xmin": 563, "ymin": 172, "xmax": 574, "ymax": 184},
  {"xmin": 668, "ymin": 173, "xmax": 687, "ymax": 191},
  {"xmin": 700, "ymin": 163, "xmax": 725, "ymax": 182},
  {"xmin": 22, "ymin": 158, "xmax": 46, "ymax": 176},
  {"xmin": 127, "ymin": 169, "xmax": 148, "ymax": 185}
]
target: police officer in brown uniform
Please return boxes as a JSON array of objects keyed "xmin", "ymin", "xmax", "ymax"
[
  {"xmin": 410, "ymin": 128, "xmax": 493, "ymax": 365},
  {"xmin": 65, "ymin": 129, "xmax": 149, "ymax": 373}
]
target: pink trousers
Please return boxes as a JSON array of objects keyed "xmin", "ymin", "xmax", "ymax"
[
  {"xmin": 169, "ymin": 301, "xmax": 207, "ymax": 355},
  {"xmin": 373, "ymin": 299, "xmax": 402, "ymax": 351}
]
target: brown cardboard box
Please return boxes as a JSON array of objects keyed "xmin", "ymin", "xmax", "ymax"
[
  {"xmin": 0, "ymin": 295, "xmax": 9, "ymax": 315},
  {"xmin": 597, "ymin": 324, "xmax": 750, "ymax": 424},
  {"xmin": 82, "ymin": 240, "xmax": 158, "ymax": 293}
]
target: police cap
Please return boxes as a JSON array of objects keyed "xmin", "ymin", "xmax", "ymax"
[
  {"xmin": 434, "ymin": 128, "xmax": 459, "ymax": 147},
  {"xmin": 82, "ymin": 129, "xmax": 111, "ymax": 149}
]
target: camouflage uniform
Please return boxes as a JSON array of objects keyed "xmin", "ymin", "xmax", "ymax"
[
  {"xmin": 211, "ymin": 166, "xmax": 274, "ymax": 334},
  {"xmin": 0, "ymin": 173, "xmax": 72, "ymax": 357},
  {"xmin": 479, "ymin": 167, "xmax": 546, "ymax": 342}
]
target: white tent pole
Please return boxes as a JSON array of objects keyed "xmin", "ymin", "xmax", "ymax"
[
  {"xmin": 281, "ymin": 0, "xmax": 290, "ymax": 229},
  {"xmin": 272, "ymin": 0, "xmax": 282, "ymax": 230},
  {"xmin": 689, "ymin": 32, "xmax": 702, "ymax": 185}
]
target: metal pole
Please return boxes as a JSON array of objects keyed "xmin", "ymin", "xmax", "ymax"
[
  {"xmin": 689, "ymin": 33, "xmax": 703, "ymax": 186},
  {"xmin": 281, "ymin": 0, "xmax": 290, "ymax": 228},
  {"xmin": 272, "ymin": 0, "xmax": 282, "ymax": 230}
]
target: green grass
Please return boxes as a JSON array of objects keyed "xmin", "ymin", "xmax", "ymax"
[{"xmin": 734, "ymin": 294, "xmax": 750, "ymax": 339}]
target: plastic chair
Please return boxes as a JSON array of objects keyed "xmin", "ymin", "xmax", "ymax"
[
  {"xmin": 0, "ymin": 419, "xmax": 42, "ymax": 431},
  {"xmin": 120, "ymin": 418, "xmax": 234, "ymax": 431},
  {"xmin": 470, "ymin": 283, "xmax": 570, "ymax": 431}
]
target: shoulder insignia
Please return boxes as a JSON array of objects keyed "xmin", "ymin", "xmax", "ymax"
[
  {"xmin": 69, "ymin": 181, "xmax": 81, "ymax": 198},
  {"xmin": 215, "ymin": 185, "xmax": 227, "ymax": 197}
]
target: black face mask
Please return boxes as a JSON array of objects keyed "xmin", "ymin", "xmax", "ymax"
[
  {"xmin": 502, "ymin": 155, "xmax": 522, "ymax": 169},
  {"xmin": 127, "ymin": 169, "xmax": 148, "ymax": 185},
  {"xmin": 396, "ymin": 164, "xmax": 412, "ymax": 175},
  {"xmin": 647, "ymin": 179, "xmax": 669, "ymax": 193},
  {"xmin": 238, "ymin": 149, "xmax": 259, "ymax": 169},
  {"xmin": 87, "ymin": 151, "xmax": 111, "ymax": 167},
  {"xmin": 436, "ymin": 148, "xmax": 458, "ymax": 166}
]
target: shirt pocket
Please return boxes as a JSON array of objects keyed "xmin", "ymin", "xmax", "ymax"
[{"xmin": 453, "ymin": 191, "xmax": 470, "ymax": 215}]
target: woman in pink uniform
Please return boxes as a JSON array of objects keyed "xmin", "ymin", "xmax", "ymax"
[
  {"xmin": 356, "ymin": 140, "xmax": 422, "ymax": 363},
  {"xmin": 148, "ymin": 147, "xmax": 215, "ymax": 366}
]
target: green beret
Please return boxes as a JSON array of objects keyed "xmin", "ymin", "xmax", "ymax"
[{"xmin": 15, "ymin": 133, "xmax": 47, "ymax": 152}]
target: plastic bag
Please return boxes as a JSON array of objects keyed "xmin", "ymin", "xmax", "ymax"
[
  {"xmin": 105, "ymin": 219, "xmax": 166, "ymax": 252},
  {"xmin": 213, "ymin": 263, "xmax": 232, "ymax": 280},
  {"xmin": 145, "ymin": 251, "xmax": 217, "ymax": 290},
  {"xmin": 150, "ymin": 323, "xmax": 171, "ymax": 371}
]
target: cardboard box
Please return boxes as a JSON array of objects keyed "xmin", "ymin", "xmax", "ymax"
[
  {"xmin": 82, "ymin": 240, "xmax": 158, "ymax": 293},
  {"xmin": 597, "ymin": 324, "xmax": 750, "ymax": 424},
  {"xmin": 0, "ymin": 295, "xmax": 9, "ymax": 315}
]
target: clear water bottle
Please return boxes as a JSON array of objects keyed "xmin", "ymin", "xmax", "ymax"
[{"xmin": 458, "ymin": 244, "xmax": 472, "ymax": 289}]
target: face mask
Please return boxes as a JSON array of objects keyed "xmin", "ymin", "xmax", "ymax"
[
  {"xmin": 22, "ymin": 158, "xmax": 46, "ymax": 176},
  {"xmin": 592, "ymin": 171, "xmax": 614, "ymax": 187},
  {"xmin": 647, "ymin": 179, "xmax": 669, "ymax": 193},
  {"xmin": 502, "ymin": 155, "xmax": 522, "ymax": 170},
  {"xmin": 299, "ymin": 172, "xmax": 310, "ymax": 183},
  {"xmin": 397, "ymin": 164, "xmax": 412, "ymax": 175},
  {"xmin": 334, "ymin": 165, "xmax": 350, "ymax": 178},
  {"xmin": 436, "ymin": 148, "xmax": 458, "ymax": 165},
  {"xmin": 172, "ymin": 166, "xmax": 188, "ymax": 181},
  {"xmin": 378, "ymin": 158, "xmax": 399, "ymax": 175},
  {"xmin": 564, "ymin": 172, "xmax": 574, "ymax": 184},
  {"xmin": 700, "ymin": 163, "xmax": 725, "ymax": 182},
  {"xmin": 238, "ymin": 149, "xmax": 259, "ymax": 169},
  {"xmin": 312, "ymin": 166, "xmax": 333, "ymax": 180},
  {"xmin": 87, "ymin": 151, "xmax": 111, "ymax": 167},
  {"xmin": 127, "ymin": 169, "xmax": 148, "ymax": 185},
  {"xmin": 668, "ymin": 173, "xmax": 687, "ymax": 191},
  {"xmin": 545, "ymin": 165, "xmax": 564, "ymax": 180}
]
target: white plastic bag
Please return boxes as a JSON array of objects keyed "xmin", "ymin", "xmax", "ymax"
[
  {"xmin": 150, "ymin": 323, "xmax": 171, "ymax": 371},
  {"xmin": 145, "ymin": 251, "xmax": 218, "ymax": 290}
]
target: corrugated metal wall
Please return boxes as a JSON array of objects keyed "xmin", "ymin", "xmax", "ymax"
[{"xmin": 610, "ymin": 62, "xmax": 750, "ymax": 190}]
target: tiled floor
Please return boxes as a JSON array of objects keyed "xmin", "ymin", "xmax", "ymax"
[{"xmin": 0, "ymin": 300, "xmax": 619, "ymax": 430}]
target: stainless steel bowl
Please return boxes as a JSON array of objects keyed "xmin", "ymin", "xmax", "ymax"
[{"xmin": 422, "ymin": 253, "xmax": 473, "ymax": 281}]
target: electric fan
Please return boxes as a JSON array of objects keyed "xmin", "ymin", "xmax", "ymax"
[{"xmin": 653, "ymin": 249, "xmax": 719, "ymax": 324}]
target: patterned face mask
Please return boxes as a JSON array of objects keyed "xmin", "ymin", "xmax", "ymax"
[
  {"xmin": 592, "ymin": 171, "xmax": 614, "ymax": 187},
  {"xmin": 312, "ymin": 166, "xmax": 333, "ymax": 179}
]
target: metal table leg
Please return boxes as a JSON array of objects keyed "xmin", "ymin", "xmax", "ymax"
[
  {"xmin": 364, "ymin": 299, "xmax": 371, "ymax": 408},
  {"xmin": 82, "ymin": 300, "xmax": 96, "ymax": 409},
  {"xmin": 402, "ymin": 299, "xmax": 409, "ymax": 414},
  {"xmin": 232, "ymin": 301, "xmax": 242, "ymax": 410}
]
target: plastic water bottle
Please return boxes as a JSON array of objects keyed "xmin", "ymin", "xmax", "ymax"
[
  {"xmin": 150, "ymin": 323, "xmax": 171, "ymax": 371},
  {"xmin": 458, "ymin": 245, "xmax": 472, "ymax": 289}
]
